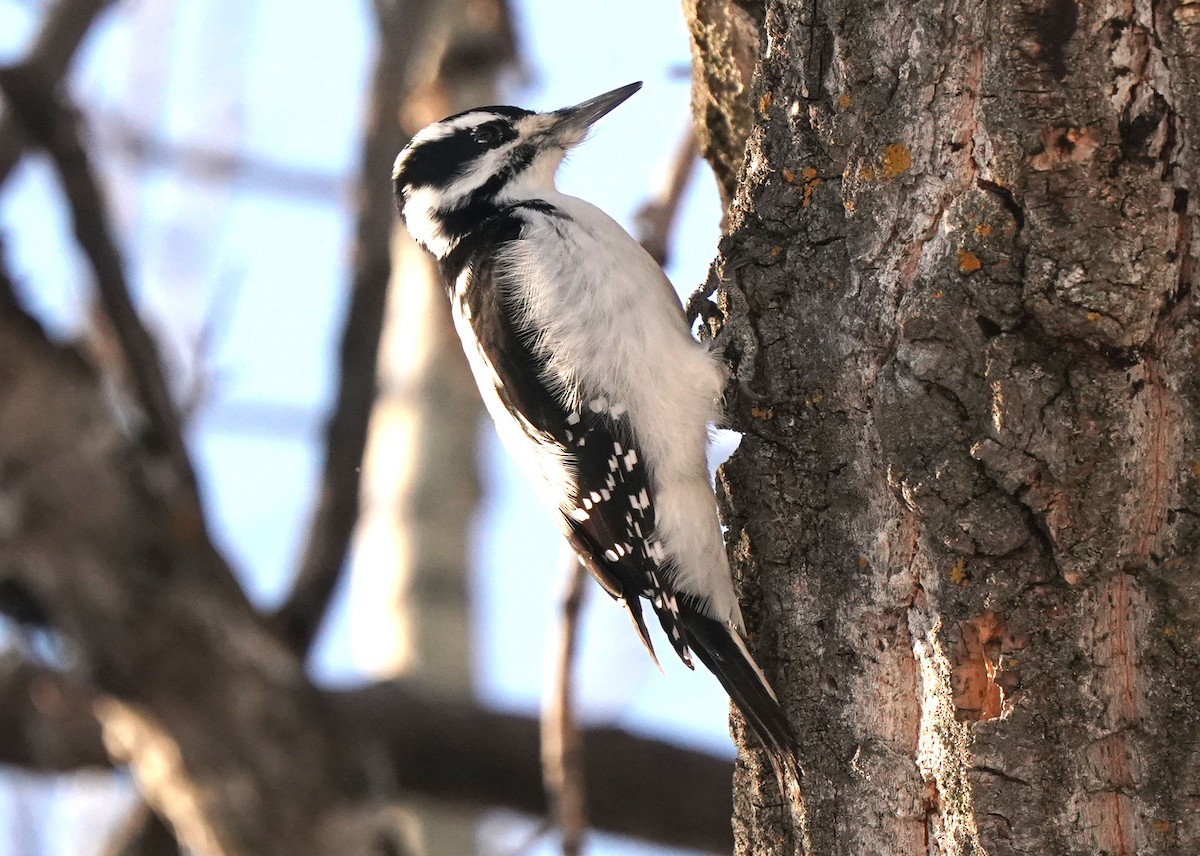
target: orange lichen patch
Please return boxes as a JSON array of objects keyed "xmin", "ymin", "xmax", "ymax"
[
  {"xmin": 951, "ymin": 611, "xmax": 1022, "ymax": 722},
  {"xmin": 881, "ymin": 143, "xmax": 912, "ymax": 178},
  {"xmin": 973, "ymin": 223, "xmax": 992, "ymax": 237},
  {"xmin": 837, "ymin": 93, "xmax": 852, "ymax": 110},
  {"xmin": 1086, "ymin": 311, "xmax": 1101, "ymax": 321},
  {"xmin": 750, "ymin": 404, "xmax": 774, "ymax": 420},
  {"xmin": 857, "ymin": 555, "xmax": 869, "ymax": 569},
  {"xmin": 759, "ymin": 91, "xmax": 773, "ymax": 113},
  {"xmin": 769, "ymin": 245, "xmax": 783, "ymax": 259},
  {"xmin": 958, "ymin": 249, "xmax": 982, "ymax": 274},
  {"xmin": 1192, "ymin": 461, "xmax": 1200, "ymax": 479},
  {"xmin": 1030, "ymin": 125, "xmax": 1099, "ymax": 171},
  {"xmin": 858, "ymin": 165, "xmax": 876, "ymax": 181},
  {"xmin": 932, "ymin": 290, "xmax": 944, "ymax": 299},
  {"xmin": 782, "ymin": 167, "xmax": 823, "ymax": 205},
  {"xmin": 949, "ymin": 557, "xmax": 968, "ymax": 585},
  {"xmin": 802, "ymin": 170, "xmax": 822, "ymax": 206}
]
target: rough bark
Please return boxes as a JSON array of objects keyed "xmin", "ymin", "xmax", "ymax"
[{"xmin": 685, "ymin": 0, "xmax": 1200, "ymax": 854}]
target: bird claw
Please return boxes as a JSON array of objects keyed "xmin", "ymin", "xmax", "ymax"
[
  {"xmin": 689, "ymin": 251, "xmax": 763, "ymax": 402},
  {"xmin": 738, "ymin": 378, "xmax": 763, "ymax": 403}
]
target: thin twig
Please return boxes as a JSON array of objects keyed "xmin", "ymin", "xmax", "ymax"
[
  {"xmin": 0, "ymin": 0, "xmax": 116, "ymax": 189},
  {"xmin": 542, "ymin": 560, "xmax": 590, "ymax": 856},
  {"xmin": 0, "ymin": 66, "xmax": 198, "ymax": 497},
  {"xmin": 634, "ymin": 124, "xmax": 699, "ymax": 268},
  {"xmin": 91, "ymin": 110, "xmax": 348, "ymax": 204},
  {"xmin": 272, "ymin": 0, "xmax": 444, "ymax": 655}
]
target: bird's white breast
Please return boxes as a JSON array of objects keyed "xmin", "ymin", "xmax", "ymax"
[{"xmin": 495, "ymin": 192, "xmax": 742, "ymax": 627}]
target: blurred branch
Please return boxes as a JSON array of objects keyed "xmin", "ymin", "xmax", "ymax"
[
  {"xmin": 92, "ymin": 111, "xmax": 347, "ymax": 203},
  {"xmin": 634, "ymin": 125, "xmax": 699, "ymax": 267},
  {"xmin": 0, "ymin": 239, "xmax": 22, "ymax": 316},
  {"xmin": 0, "ymin": 0, "xmax": 115, "ymax": 188},
  {"xmin": 102, "ymin": 803, "xmax": 180, "ymax": 856},
  {"xmin": 0, "ymin": 652, "xmax": 108, "ymax": 771},
  {"xmin": 0, "ymin": 66, "xmax": 200, "ymax": 502},
  {"xmin": 0, "ymin": 267, "xmax": 397, "ymax": 856},
  {"xmin": 541, "ymin": 562, "xmax": 589, "ymax": 856},
  {"xmin": 0, "ymin": 658, "xmax": 735, "ymax": 854},
  {"xmin": 274, "ymin": 0, "xmax": 443, "ymax": 655}
]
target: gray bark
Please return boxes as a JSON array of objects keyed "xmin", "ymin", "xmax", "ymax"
[{"xmin": 685, "ymin": 0, "xmax": 1200, "ymax": 854}]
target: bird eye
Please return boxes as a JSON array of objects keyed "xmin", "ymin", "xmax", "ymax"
[{"xmin": 473, "ymin": 125, "xmax": 504, "ymax": 146}]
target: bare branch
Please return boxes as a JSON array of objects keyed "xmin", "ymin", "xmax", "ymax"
[
  {"xmin": 0, "ymin": 0, "xmax": 116, "ymax": 188},
  {"xmin": 352, "ymin": 682, "xmax": 739, "ymax": 853},
  {"xmin": 0, "ymin": 239, "xmax": 23, "ymax": 318},
  {"xmin": 354, "ymin": 681, "xmax": 734, "ymax": 853},
  {"xmin": 0, "ymin": 66, "xmax": 200, "ymax": 505},
  {"xmin": 634, "ymin": 125, "xmax": 699, "ymax": 267},
  {"xmin": 0, "ymin": 652, "xmax": 107, "ymax": 771},
  {"xmin": 541, "ymin": 562, "xmax": 589, "ymax": 856},
  {"xmin": 0, "ymin": 655, "xmax": 734, "ymax": 853},
  {"xmin": 0, "ymin": 278, "xmax": 395, "ymax": 856},
  {"xmin": 91, "ymin": 111, "xmax": 347, "ymax": 203},
  {"xmin": 102, "ymin": 803, "xmax": 180, "ymax": 856},
  {"xmin": 274, "ymin": 0, "xmax": 444, "ymax": 655}
]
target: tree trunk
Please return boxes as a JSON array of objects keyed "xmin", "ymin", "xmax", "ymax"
[
  {"xmin": 685, "ymin": 1, "xmax": 1200, "ymax": 854},
  {"xmin": 355, "ymin": 2, "xmax": 515, "ymax": 853}
]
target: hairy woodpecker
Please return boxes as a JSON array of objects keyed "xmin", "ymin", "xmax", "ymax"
[{"xmin": 392, "ymin": 82, "xmax": 799, "ymax": 786}]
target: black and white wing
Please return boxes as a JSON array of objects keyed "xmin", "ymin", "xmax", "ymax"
[{"xmin": 442, "ymin": 210, "xmax": 692, "ymax": 667}]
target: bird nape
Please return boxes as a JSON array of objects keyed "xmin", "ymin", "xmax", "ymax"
[{"xmin": 392, "ymin": 82, "xmax": 802, "ymax": 796}]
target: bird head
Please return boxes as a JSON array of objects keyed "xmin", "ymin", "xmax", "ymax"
[{"xmin": 392, "ymin": 81, "xmax": 642, "ymax": 255}]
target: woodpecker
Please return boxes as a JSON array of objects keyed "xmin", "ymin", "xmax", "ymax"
[{"xmin": 392, "ymin": 82, "xmax": 800, "ymax": 787}]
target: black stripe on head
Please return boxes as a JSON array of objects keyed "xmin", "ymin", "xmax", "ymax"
[
  {"xmin": 394, "ymin": 112, "xmax": 529, "ymax": 195},
  {"xmin": 431, "ymin": 141, "xmax": 539, "ymax": 238}
]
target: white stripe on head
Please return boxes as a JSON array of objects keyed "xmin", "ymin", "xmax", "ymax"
[
  {"xmin": 402, "ymin": 141, "xmax": 515, "ymax": 255},
  {"xmin": 392, "ymin": 111, "xmax": 508, "ymax": 180}
]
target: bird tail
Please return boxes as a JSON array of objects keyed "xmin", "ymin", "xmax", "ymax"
[{"xmin": 679, "ymin": 605, "xmax": 802, "ymax": 796}]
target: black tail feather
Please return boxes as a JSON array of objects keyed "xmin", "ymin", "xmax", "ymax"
[{"xmin": 679, "ymin": 606, "xmax": 802, "ymax": 795}]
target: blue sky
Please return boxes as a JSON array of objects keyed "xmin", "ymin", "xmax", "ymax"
[{"xmin": 0, "ymin": 1, "xmax": 729, "ymax": 853}]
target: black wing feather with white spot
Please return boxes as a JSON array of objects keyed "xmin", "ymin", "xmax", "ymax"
[
  {"xmin": 442, "ymin": 206, "xmax": 692, "ymax": 666},
  {"xmin": 560, "ymin": 403, "xmax": 692, "ymax": 667}
]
